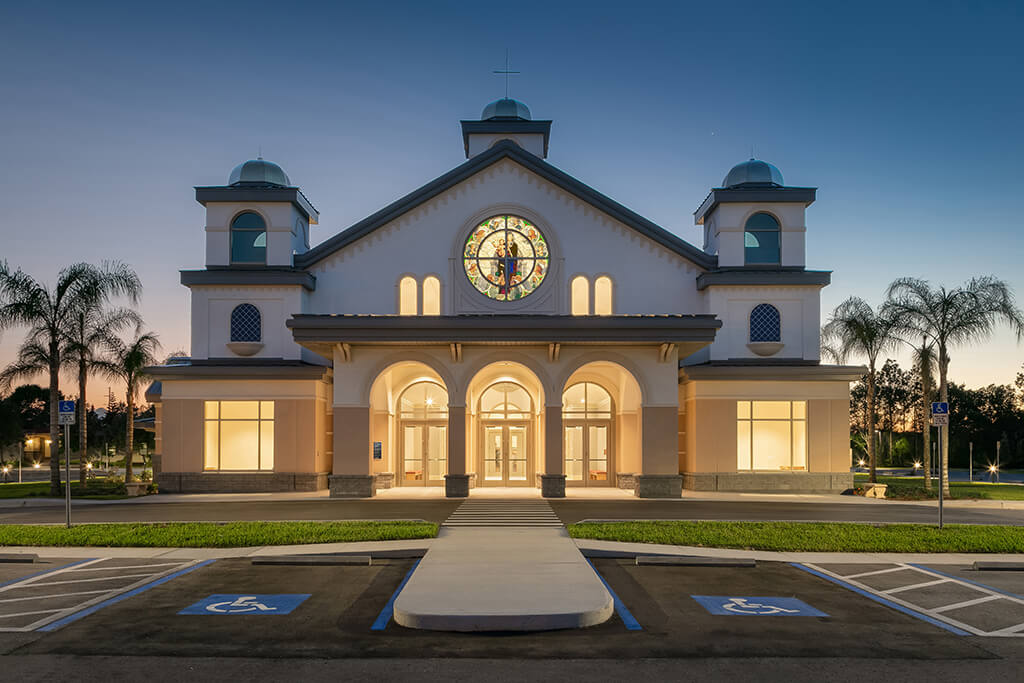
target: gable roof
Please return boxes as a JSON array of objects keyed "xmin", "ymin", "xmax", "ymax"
[{"xmin": 294, "ymin": 139, "xmax": 717, "ymax": 270}]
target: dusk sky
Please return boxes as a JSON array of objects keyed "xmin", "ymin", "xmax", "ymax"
[{"xmin": 1, "ymin": 0, "xmax": 1022, "ymax": 404}]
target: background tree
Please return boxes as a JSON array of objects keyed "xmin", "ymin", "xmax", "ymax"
[
  {"xmin": 65, "ymin": 305, "xmax": 141, "ymax": 483},
  {"xmin": 99, "ymin": 326, "xmax": 160, "ymax": 481},
  {"xmin": 886, "ymin": 277, "xmax": 1024, "ymax": 494},
  {"xmin": 822, "ymin": 297, "xmax": 900, "ymax": 483},
  {"xmin": 0, "ymin": 261, "xmax": 141, "ymax": 494}
]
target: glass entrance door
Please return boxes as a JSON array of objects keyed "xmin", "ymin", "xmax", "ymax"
[
  {"xmin": 401, "ymin": 423, "xmax": 447, "ymax": 486},
  {"xmin": 481, "ymin": 423, "xmax": 530, "ymax": 486},
  {"xmin": 564, "ymin": 422, "xmax": 611, "ymax": 486}
]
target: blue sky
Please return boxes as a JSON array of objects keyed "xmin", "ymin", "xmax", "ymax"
[{"xmin": 1, "ymin": 0, "xmax": 1022, "ymax": 399}]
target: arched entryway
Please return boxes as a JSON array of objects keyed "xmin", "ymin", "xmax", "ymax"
[
  {"xmin": 562, "ymin": 382, "xmax": 613, "ymax": 486},
  {"xmin": 465, "ymin": 361, "xmax": 546, "ymax": 489},
  {"xmin": 397, "ymin": 381, "xmax": 448, "ymax": 486}
]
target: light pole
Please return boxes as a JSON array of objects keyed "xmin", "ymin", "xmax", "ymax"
[{"xmin": 969, "ymin": 442, "xmax": 973, "ymax": 483}]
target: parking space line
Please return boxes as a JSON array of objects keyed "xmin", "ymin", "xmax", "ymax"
[
  {"xmin": 991, "ymin": 622, "xmax": 1024, "ymax": 636},
  {"xmin": 37, "ymin": 559, "xmax": 216, "ymax": 632},
  {"xmin": 907, "ymin": 564, "xmax": 1024, "ymax": 601},
  {"xmin": 0, "ymin": 589, "xmax": 112, "ymax": 604},
  {"xmin": 0, "ymin": 559, "xmax": 103, "ymax": 593},
  {"xmin": 882, "ymin": 578, "xmax": 951, "ymax": 594},
  {"xmin": 66, "ymin": 562, "xmax": 185, "ymax": 573},
  {"xmin": 933, "ymin": 595, "xmax": 1002, "ymax": 613},
  {"xmin": 371, "ymin": 560, "xmax": 420, "ymax": 631},
  {"xmin": 30, "ymin": 573, "xmax": 158, "ymax": 588},
  {"xmin": 843, "ymin": 566, "xmax": 911, "ymax": 580},
  {"xmin": 585, "ymin": 559, "xmax": 642, "ymax": 631},
  {"xmin": 0, "ymin": 608, "xmax": 65, "ymax": 620},
  {"xmin": 791, "ymin": 563, "xmax": 972, "ymax": 636}
]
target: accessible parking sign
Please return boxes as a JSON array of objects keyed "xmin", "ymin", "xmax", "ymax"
[
  {"xmin": 179, "ymin": 594, "xmax": 311, "ymax": 615},
  {"xmin": 692, "ymin": 596, "xmax": 828, "ymax": 617}
]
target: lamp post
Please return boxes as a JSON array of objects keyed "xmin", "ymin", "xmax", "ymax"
[{"xmin": 969, "ymin": 442, "xmax": 973, "ymax": 483}]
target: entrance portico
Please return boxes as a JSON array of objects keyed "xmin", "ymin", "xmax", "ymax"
[{"xmin": 288, "ymin": 314, "xmax": 719, "ymax": 498}]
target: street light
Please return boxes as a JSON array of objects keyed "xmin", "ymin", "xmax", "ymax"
[
  {"xmin": 913, "ymin": 462, "xmax": 922, "ymax": 470},
  {"xmin": 858, "ymin": 459, "xmax": 866, "ymax": 468}
]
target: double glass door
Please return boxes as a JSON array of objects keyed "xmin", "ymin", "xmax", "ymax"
[
  {"xmin": 401, "ymin": 423, "xmax": 447, "ymax": 486},
  {"xmin": 481, "ymin": 423, "xmax": 529, "ymax": 486},
  {"xmin": 564, "ymin": 422, "xmax": 610, "ymax": 485}
]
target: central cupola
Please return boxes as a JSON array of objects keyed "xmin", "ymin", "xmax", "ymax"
[{"xmin": 461, "ymin": 97, "xmax": 551, "ymax": 159}]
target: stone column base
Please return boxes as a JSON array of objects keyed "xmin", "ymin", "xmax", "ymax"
[
  {"xmin": 540, "ymin": 474, "xmax": 566, "ymax": 498},
  {"xmin": 445, "ymin": 474, "xmax": 471, "ymax": 498},
  {"xmin": 329, "ymin": 474, "xmax": 375, "ymax": 498},
  {"xmin": 634, "ymin": 474, "xmax": 683, "ymax": 498}
]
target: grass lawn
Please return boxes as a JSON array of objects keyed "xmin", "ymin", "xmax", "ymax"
[
  {"xmin": 0, "ymin": 521, "xmax": 439, "ymax": 548},
  {"xmin": 853, "ymin": 474, "xmax": 1024, "ymax": 501},
  {"xmin": 0, "ymin": 480, "xmax": 131, "ymax": 500},
  {"xmin": 568, "ymin": 520, "xmax": 1024, "ymax": 553}
]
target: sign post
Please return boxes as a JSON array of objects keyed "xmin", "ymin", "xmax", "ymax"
[
  {"xmin": 931, "ymin": 402, "xmax": 949, "ymax": 529},
  {"xmin": 58, "ymin": 400, "xmax": 75, "ymax": 528}
]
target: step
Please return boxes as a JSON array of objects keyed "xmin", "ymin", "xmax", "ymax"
[{"xmin": 393, "ymin": 527, "xmax": 613, "ymax": 632}]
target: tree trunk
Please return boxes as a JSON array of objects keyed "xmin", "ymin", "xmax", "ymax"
[
  {"xmin": 921, "ymin": 351, "xmax": 932, "ymax": 491},
  {"xmin": 78, "ymin": 362, "xmax": 87, "ymax": 485},
  {"xmin": 124, "ymin": 385, "xmax": 134, "ymax": 482},
  {"xmin": 867, "ymin": 363, "xmax": 878, "ymax": 484},
  {"xmin": 48, "ymin": 344, "xmax": 61, "ymax": 497},
  {"xmin": 938, "ymin": 346, "xmax": 951, "ymax": 496}
]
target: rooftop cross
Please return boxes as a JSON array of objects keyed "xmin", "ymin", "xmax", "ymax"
[{"xmin": 492, "ymin": 49, "xmax": 520, "ymax": 99}]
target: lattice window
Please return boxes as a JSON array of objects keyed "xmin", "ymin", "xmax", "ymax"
[
  {"xmin": 230, "ymin": 304, "xmax": 262, "ymax": 342},
  {"xmin": 749, "ymin": 304, "xmax": 781, "ymax": 342}
]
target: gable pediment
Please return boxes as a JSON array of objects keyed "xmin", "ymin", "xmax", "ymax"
[{"xmin": 294, "ymin": 140, "xmax": 716, "ymax": 271}]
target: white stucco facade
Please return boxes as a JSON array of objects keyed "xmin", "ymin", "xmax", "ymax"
[{"xmin": 149, "ymin": 98, "xmax": 861, "ymax": 498}]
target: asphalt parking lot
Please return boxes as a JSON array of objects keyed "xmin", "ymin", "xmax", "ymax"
[{"xmin": 4, "ymin": 555, "xmax": 1020, "ymax": 663}]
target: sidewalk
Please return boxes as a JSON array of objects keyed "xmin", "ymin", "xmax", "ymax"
[{"xmin": 1, "ymin": 537, "xmax": 1021, "ymax": 564}]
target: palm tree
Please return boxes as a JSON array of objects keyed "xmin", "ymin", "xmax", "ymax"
[
  {"xmin": 822, "ymin": 297, "xmax": 900, "ymax": 483},
  {"xmin": 911, "ymin": 339, "xmax": 937, "ymax": 491},
  {"xmin": 100, "ymin": 326, "xmax": 160, "ymax": 481},
  {"xmin": 886, "ymin": 277, "xmax": 1024, "ymax": 495},
  {"xmin": 65, "ymin": 306, "xmax": 141, "ymax": 483},
  {"xmin": 0, "ymin": 262, "xmax": 141, "ymax": 495}
]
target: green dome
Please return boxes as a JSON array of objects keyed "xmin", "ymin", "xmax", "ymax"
[
  {"xmin": 481, "ymin": 98, "xmax": 532, "ymax": 120},
  {"xmin": 228, "ymin": 158, "xmax": 290, "ymax": 186},
  {"xmin": 723, "ymin": 159, "xmax": 784, "ymax": 188}
]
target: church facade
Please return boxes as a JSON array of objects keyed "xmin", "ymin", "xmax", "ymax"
[{"xmin": 147, "ymin": 98, "xmax": 862, "ymax": 498}]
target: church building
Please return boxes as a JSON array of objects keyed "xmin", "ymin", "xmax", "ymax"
[{"xmin": 147, "ymin": 97, "xmax": 862, "ymax": 498}]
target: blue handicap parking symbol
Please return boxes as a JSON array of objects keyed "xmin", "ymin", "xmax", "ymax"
[
  {"xmin": 179, "ymin": 594, "xmax": 311, "ymax": 615},
  {"xmin": 692, "ymin": 596, "xmax": 828, "ymax": 617}
]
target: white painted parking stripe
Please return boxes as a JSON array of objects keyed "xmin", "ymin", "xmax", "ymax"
[
  {"xmin": 933, "ymin": 595, "xmax": 1002, "ymax": 613},
  {"xmin": 29, "ymin": 573, "xmax": 158, "ymax": 587},
  {"xmin": 0, "ymin": 608, "xmax": 65, "ymax": 620},
  {"xmin": 66, "ymin": 562, "xmax": 184, "ymax": 572},
  {"xmin": 990, "ymin": 622, "xmax": 1024, "ymax": 636},
  {"xmin": 0, "ymin": 589, "xmax": 112, "ymax": 604},
  {"xmin": 842, "ymin": 566, "xmax": 911, "ymax": 580},
  {"xmin": 882, "ymin": 578, "xmax": 951, "ymax": 594},
  {"xmin": 0, "ymin": 558, "xmax": 106, "ymax": 595}
]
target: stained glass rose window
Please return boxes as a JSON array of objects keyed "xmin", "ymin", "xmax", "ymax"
[{"xmin": 463, "ymin": 215, "xmax": 549, "ymax": 301}]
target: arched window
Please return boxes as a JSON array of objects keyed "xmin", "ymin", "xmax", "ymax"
[
  {"xmin": 463, "ymin": 215, "xmax": 550, "ymax": 301},
  {"xmin": 398, "ymin": 381, "xmax": 449, "ymax": 419},
  {"xmin": 230, "ymin": 304, "xmax": 262, "ymax": 342},
  {"xmin": 230, "ymin": 212, "xmax": 267, "ymax": 264},
  {"xmin": 749, "ymin": 304, "xmax": 781, "ymax": 342},
  {"xmin": 744, "ymin": 212, "xmax": 780, "ymax": 265},
  {"xmin": 399, "ymin": 276, "xmax": 417, "ymax": 315},
  {"xmin": 571, "ymin": 276, "xmax": 589, "ymax": 315},
  {"xmin": 594, "ymin": 276, "xmax": 613, "ymax": 315},
  {"xmin": 422, "ymin": 276, "xmax": 441, "ymax": 315},
  {"xmin": 479, "ymin": 382, "xmax": 532, "ymax": 419}
]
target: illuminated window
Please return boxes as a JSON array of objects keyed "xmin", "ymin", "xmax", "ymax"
[
  {"xmin": 737, "ymin": 400, "xmax": 806, "ymax": 471},
  {"xmin": 479, "ymin": 382, "xmax": 532, "ymax": 420},
  {"xmin": 230, "ymin": 304, "xmax": 261, "ymax": 342},
  {"xmin": 744, "ymin": 213, "xmax": 780, "ymax": 265},
  {"xmin": 594, "ymin": 276, "xmax": 613, "ymax": 315},
  {"xmin": 399, "ymin": 276, "xmax": 417, "ymax": 315},
  {"xmin": 571, "ymin": 276, "xmax": 589, "ymax": 315},
  {"xmin": 398, "ymin": 381, "xmax": 449, "ymax": 419},
  {"xmin": 204, "ymin": 401, "xmax": 274, "ymax": 471},
  {"xmin": 422, "ymin": 276, "xmax": 441, "ymax": 315},
  {"xmin": 749, "ymin": 304, "xmax": 781, "ymax": 342},
  {"xmin": 563, "ymin": 383, "xmax": 613, "ymax": 484},
  {"xmin": 463, "ymin": 215, "xmax": 549, "ymax": 301},
  {"xmin": 230, "ymin": 212, "xmax": 267, "ymax": 264}
]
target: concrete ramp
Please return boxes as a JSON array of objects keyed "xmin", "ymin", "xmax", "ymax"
[{"xmin": 393, "ymin": 504, "xmax": 613, "ymax": 631}]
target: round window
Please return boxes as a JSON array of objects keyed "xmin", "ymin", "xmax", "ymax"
[{"xmin": 463, "ymin": 215, "xmax": 549, "ymax": 301}]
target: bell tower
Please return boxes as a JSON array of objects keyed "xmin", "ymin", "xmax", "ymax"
[{"xmin": 460, "ymin": 98, "xmax": 552, "ymax": 159}]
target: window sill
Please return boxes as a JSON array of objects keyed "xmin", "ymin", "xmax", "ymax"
[
  {"xmin": 746, "ymin": 341, "xmax": 784, "ymax": 357},
  {"xmin": 226, "ymin": 341, "xmax": 264, "ymax": 357}
]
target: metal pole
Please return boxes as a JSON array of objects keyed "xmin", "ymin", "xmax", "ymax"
[
  {"xmin": 19, "ymin": 441, "xmax": 23, "ymax": 483},
  {"xmin": 938, "ymin": 425, "xmax": 944, "ymax": 529},
  {"xmin": 969, "ymin": 442, "xmax": 973, "ymax": 483},
  {"xmin": 64, "ymin": 424, "xmax": 71, "ymax": 528},
  {"xmin": 996, "ymin": 441, "xmax": 1001, "ymax": 483}
]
